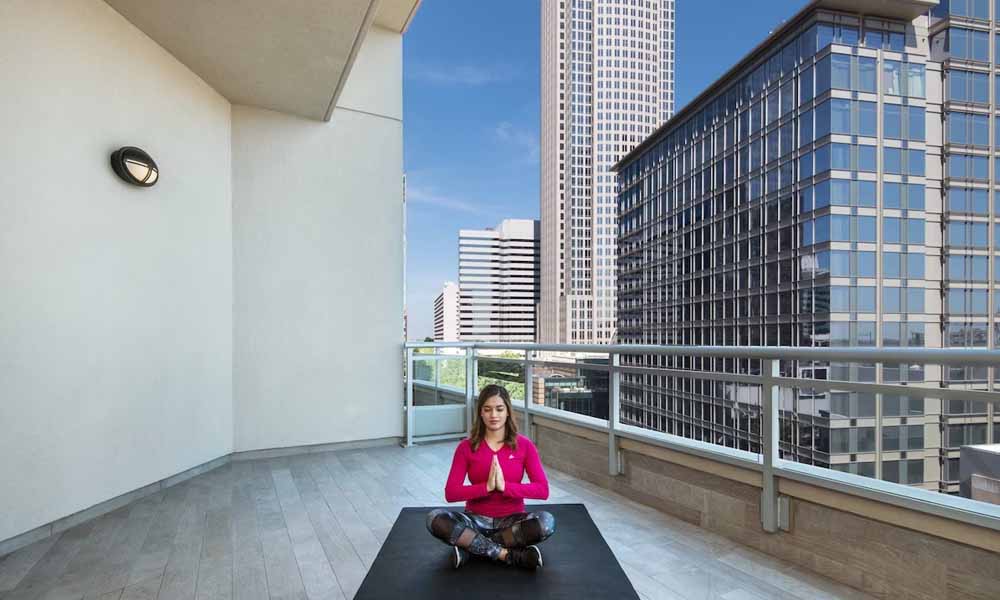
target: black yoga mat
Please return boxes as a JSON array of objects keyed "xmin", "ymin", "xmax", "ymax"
[{"xmin": 354, "ymin": 503, "xmax": 640, "ymax": 599}]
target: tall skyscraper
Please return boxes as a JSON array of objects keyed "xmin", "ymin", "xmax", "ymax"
[
  {"xmin": 928, "ymin": 1, "xmax": 1000, "ymax": 492},
  {"xmin": 540, "ymin": 0, "xmax": 676, "ymax": 344},
  {"xmin": 614, "ymin": 0, "xmax": 999, "ymax": 493},
  {"xmin": 458, "ymin": 219, "xmax": 541, "ymax": 342},
  {"xmin": 433, "ymin": 281, "xmax": 460, "ymax": 342}
]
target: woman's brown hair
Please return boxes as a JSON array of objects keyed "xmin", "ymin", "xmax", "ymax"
[{"xmin": 468, "ymin": 384, "xmax": 519, "ymax": 452}]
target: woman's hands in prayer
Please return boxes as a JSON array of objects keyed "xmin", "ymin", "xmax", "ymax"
[
  {"xmin": 487, "ymin": 456, "xmax": 496, "ymax": 492},
  {"xmin": 493, "ymin": 455, "xmax": 505, "ymax": 492},
  {"xmin": 486, "ymin": 454, "xmax": 505, "ymax": 493}
]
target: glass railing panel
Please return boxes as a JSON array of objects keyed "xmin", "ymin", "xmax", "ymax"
[
  {"xmin": 411, "ymin": 353, "xmax": 437, "ymax": 384},
  {"xmin": 618, "ymin": 353, "xmax": 763, "ymax": 462},
  {"xmin": 780, "ymin": 359, "xmax": 1000, "ymax": 507},
  {"xmin": 407, "ymin": 348, "xmax": 470, "ymax": 440},
  {"xmin": 411, "ymin": 355, "xmax": 466, "ymax": 407},
  {"xmin": 476, "ymin": 349, "xmax": 526, "ymax": 402},
  {"xmin": 530, "ymin": 350, "xmax": 610, "ymax": 420},
  {"xmin": 780, "ymin": 386, "xmax": 834, "ymax": 470},
  {"xmin": 532, "ymin": 366, "xmax": 610, "ymax": 420},
  {"xmin": 435, "ymin": 357, "xmax": 467, "ymax": 394}
]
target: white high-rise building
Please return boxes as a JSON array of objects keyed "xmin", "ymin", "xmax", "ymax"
[
  {"xmin": 458, "ymin": 220, "xmax": 540, "ymax": 342},
  {"xmin": 433, "ymin": 281, "xmax": 460, "ymax": 342},
  {"xmin": 540, "ymin": 0, "xmax": 676, "ymax": 343}
]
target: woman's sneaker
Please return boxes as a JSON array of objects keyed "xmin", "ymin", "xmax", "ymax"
[
  {"xmin": 505, "ymin": 545, "xmax": 543, "ymax": 569},
  {"xmin": 451, "ymin": 546, "xmax": 469, "ymax": 569}
]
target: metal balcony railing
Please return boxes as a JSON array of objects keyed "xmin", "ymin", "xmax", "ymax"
[{"xmin": 403, "ymin": 342, "xmax": 1000, "ymax": 536}]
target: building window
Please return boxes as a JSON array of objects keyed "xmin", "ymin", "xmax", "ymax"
[
  {"xmin": 947, "ymin": 27, "xmax": 990, "ymax": 62},
  {"xmin": 818, "ymin": 54, "xmax": 877, "ymax": 94},
  {"xmin": 882, "ymin": 460, "xmax": 924, "ymax": 485},
  {"xmin": 884, "ymin": 148, "xmax": 925, "ymax": 176},
  {"xmin": 816, "ymin": 99, "xmax": 877, "ymax": 137},
  {"xmin": 884, "ymin": 182, "xmax": 925, "ymax": 210},
  {"xmin": 947, "ymin": 112, "xmax": 990, "ymax": 146},
  {"xmin": 948, "ymin": 153, "xmax": 989, "ymax": 180},
  {"xmin": 883, "ymin": 252, "xmax": 926, "ymax": 280},
  {"xmin": 947, "ymin": 220, "xmax": 990, "ymax": 247},
  {"xmin": 884, "ymin": 105, "xmax": 926, "ymax": 141},
  {"xmin": 883, "ymin": 61, "xmax": 925, "ymax": 97},
  {"xmin": 949, "ymin": 69, "xmax": 990, "ymax": 103},
  {"xmin": 946, "ymin": 187, "xmax": 989, "ymax": 214},
  {"xmin": 938, "ymin": 0, "xmax": 990, "ymax": 19}
]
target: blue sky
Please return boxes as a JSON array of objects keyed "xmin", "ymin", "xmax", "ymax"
[{"xmin": 404, "ymin": 0, "xmax": 806, "ymax": 340}]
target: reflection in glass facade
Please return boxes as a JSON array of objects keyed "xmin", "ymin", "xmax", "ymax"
[
  {"xmin": 929, "ymin": 0, "xmax": 1000, "ymax": 493},
  {"xmin": 614, "ymin": 2, "xmax": 997, "ymax": 493}
]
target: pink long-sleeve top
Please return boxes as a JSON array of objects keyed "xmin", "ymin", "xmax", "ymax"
[{"xmin": 444, "ymin": 433, "xmax": 549, "ymax": 517}]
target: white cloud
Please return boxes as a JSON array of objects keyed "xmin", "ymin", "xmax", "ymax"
[
  {"xmin": 408, "ymin": 64, "xmax": 515, "ymax": 86},
  {"xmin": 494, "ymin": 121, "xmax": 539, "ymax": 161},
  {"xmin": 406, "ymin": 185, "xmax": 484, "ymax": 214}
]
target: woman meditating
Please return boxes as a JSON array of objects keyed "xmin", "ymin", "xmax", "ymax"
[{"xmin": 426, "ymin": 384, "xmax": 555, "ymax": 570}]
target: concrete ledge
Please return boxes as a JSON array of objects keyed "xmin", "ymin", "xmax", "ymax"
[
  {"xmin": 161, "ymin": 455, "xmax": 231, "ymax": 489},
  {"xmin": 529, "ymin": 416, "xmax": 1000, "ymax": 600},
  {"xmin": 779, "ymin": 477, "xmax": 1000, "ymax": 554},
  {"xmin": 531, "ymin": 414, "xmax": 608, "ymax": 444},
  {"xmin": 619, "ymin": 437, "xmax": 763, "ymax": 489},
  {"xmin": 0, "ymin": 435, "xmax": 401, "ymax": 559},
  {"xmin": 0, "ymin": 523, "xmax": 52, "ymax": 561},
  {"xmin": 51, "ymin": 481, "xmax": 163, "ymax": 536}
]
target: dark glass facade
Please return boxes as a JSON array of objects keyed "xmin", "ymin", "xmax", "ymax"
[{"xmin": 613, "ymin": 6, "xmax": 966, "ymax": 489}]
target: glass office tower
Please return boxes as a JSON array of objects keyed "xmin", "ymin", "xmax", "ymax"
[
  {"xmin": 928, "ymin": 0, "xmax": 1000, "ymax": 493},
  {"xmin": 614, "ymin": 0, "xmax": 1000, "ymax": 492}
]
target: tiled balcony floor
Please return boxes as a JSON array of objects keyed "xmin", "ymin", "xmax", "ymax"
[{"xmin": 0, "ymin": 442, "xmax": 873, "ymax": 600}]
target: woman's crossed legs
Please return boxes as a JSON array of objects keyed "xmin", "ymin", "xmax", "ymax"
[{"xmin": 425, "ymin": 509, "xmax": 556, "ymax": 563}]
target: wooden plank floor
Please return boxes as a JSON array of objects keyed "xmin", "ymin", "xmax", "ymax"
[{"xmin": 0, "ymin": 442, "xmax": 874, "ymax": 600}]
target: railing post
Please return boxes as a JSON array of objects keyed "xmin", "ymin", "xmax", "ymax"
[
  {"xmin": 466, "ymin": 346, "xmax": 476, "ymax": 435},
  {"xmin": 523, "ymin": 349, "xmax": 533, "ymax": 439},
  {"xmin": 761, "ymin": 358, "xmax": 780, "ymax": 533},
  {"xmin": 434, "ymin": 349, "xmax": 440, "ymax": 390},
  {"xmin": 405, "ymin": 347, "xmax": 414, "ymax": 448},
  {"xmin": 609, "ymin": 352, "xmax": 621, "ymax": 476}
]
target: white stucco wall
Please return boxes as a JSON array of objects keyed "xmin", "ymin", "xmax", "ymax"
[
  {"xmin": 0, "ymin": 0, "xmax": 233, "ymax": 542},
  {"xmin": 232, "ymin": 26, "xmax": 405, "ymax": 451},
  {"xmin": 0, "ymin": 3, "xmax": 404, "ymax": 545}
]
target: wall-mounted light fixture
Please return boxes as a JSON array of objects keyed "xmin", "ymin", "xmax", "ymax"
[{"xmin": 110, "ymin": 147, "xmax": 159, "ymax": 187}]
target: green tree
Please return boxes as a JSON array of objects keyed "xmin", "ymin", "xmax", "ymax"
[
  {"xmin": 475, "ymin": 351, "xmax": 525, "ymax": 401},
  {"xmin": 411, "ymin": 350, "xmax": 528, "ymax": 401}
]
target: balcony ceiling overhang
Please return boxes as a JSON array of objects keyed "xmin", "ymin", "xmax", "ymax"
[
  {"xmin": 814, "ymin": 0, "xmax": 938, "ymax": 20},
  {"xmin": 103, "ymin": 0, "xmax": 421, "ymax": 122}
]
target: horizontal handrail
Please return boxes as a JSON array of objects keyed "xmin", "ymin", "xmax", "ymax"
[
  {"xmin": 411, "ymin": 379, "xmax": 465, "ymax": 394},
  {"xmin": 509, "ymin": 398, "xmax": 1000, "ymax": 533},
  {"xmin": 512, "ymin": 397, "xmax": 764, "ymax": 471},
  {"xmin": 406, "ymin": 342, "xmax": 1000, "ymax": 366}
]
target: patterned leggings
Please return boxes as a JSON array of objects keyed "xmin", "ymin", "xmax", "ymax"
[{"xmin": 425, "ymin": 509, "xmax": 556, "ymax": 561}]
